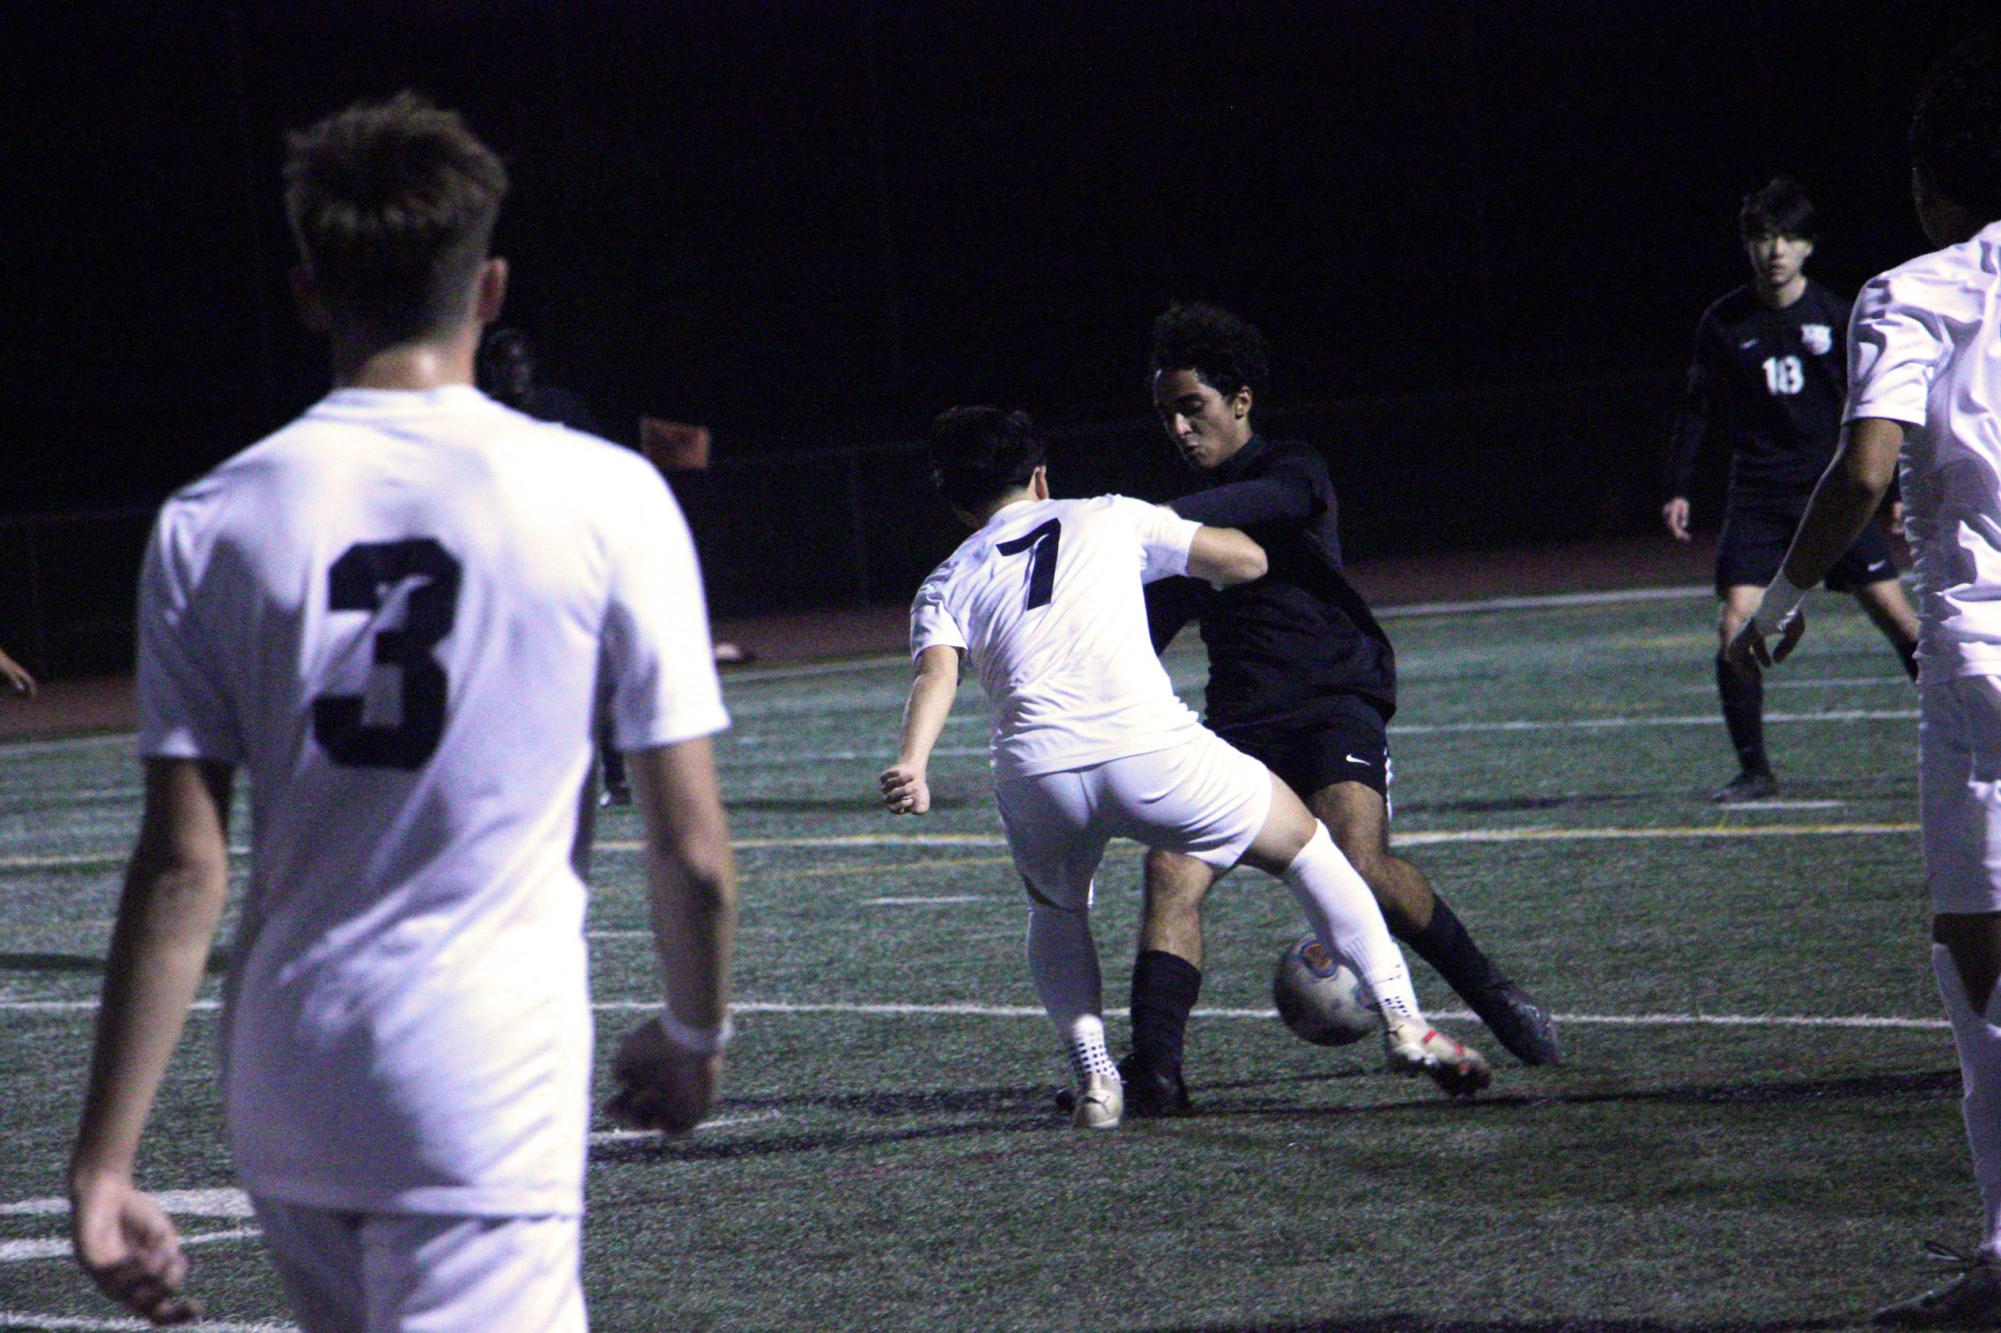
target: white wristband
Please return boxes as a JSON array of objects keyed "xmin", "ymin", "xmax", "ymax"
[{"xmin": 656, "ymin": 1008, "xmax": 734, "ymax": 1056}]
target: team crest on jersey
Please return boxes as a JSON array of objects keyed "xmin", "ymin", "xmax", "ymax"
[{"xmin": 1801, "ymin": 323, "xmax": 1832, "ymax": 355}]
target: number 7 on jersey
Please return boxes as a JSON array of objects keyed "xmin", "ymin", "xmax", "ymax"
[{"xmin": 995, "ymin": 519, "xmax": 1061, "ymax": 610}]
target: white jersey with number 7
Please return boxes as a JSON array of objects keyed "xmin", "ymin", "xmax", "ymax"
[{"xmin": 909, "ymin": 495, "xmax": 1207, "ymax": 781}]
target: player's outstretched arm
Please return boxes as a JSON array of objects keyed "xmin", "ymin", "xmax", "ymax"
[
  {"xmin": 1186, "ymin": 525, "xmax": 1268, "ymax": 588},
  {"xmin": 612, "ymin": 737, "xmax": 737, "ymax": 1136},
  {"xmin": 881, "ymin": 645, "xmax": 960, "ymax": 816},
  {"xmin": 1728, "ymin": 417, "xmax": 1906, "ymax": 673},
  {"xmin": 70, "ymin": 757, "xmax": 233, "ymax": 1325},
  {"xmin": 0, "ymin": 643, "xmax": 34, "ymax": 697}
]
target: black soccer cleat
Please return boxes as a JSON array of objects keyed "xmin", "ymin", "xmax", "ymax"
[
  {"xmin": 1465, "ymin": 981, "xmax": 1563, "ymax": 1066},
  {"xmin": 1711, "ymin": 769, "xmax": 1778, "ymax": 804},
  {"xmin": 1115, "ymin": 1052, "xmax": 1192, "ymax": 1118},
  {"xmin": 598, "ymin": 779, "xmax": 632, "ymax": 808}
]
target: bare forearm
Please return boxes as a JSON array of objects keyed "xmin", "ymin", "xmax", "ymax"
[
  {"xmin": 897, "ymin": 667, "xmax": 958, "ymax": 768},
  {"xmin": 1781, "ymin": 420, "xmax": 1903, "ymax": 589},
  {"xmin": 629, "ymin": 739, "xmax": 737, "ymax": 1032},
  {"xmin": 647, "ymin": 846, "xmax": 736, "ymax": 1031},
  {"xmin": 72, "ymin": 857, "xmax": 227, "ymax": 1183}
]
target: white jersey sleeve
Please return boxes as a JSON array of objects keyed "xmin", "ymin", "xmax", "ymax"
[
  {"xmin": 1125, "ymin": 498, "xmax": 1202, "ymax": 584},
  {"xmin": 910, "ymin": 567, "xmax": 969, "ymax": 659},
  {"xmin": 601, "ymin": 468, "xmax": 729, "ymax": 750},
  {"xmin": 1846, "ymin": 270, "xmax": 1959, "ymax": 426},
  {"xmin": 136, "ymin": 502, "xmax": 242, "ymax": 764}
]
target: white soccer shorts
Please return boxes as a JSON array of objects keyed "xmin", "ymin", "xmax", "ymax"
[
  {"xmin": 993, "ymin": 730, "xmax": 1274, "ymax": 910},
  {"xmin": 1921, "ymin": 676, "xmax": 2001, "ymax": 915},
  {"xmin": 250, "ymin": 1196, "xmax": 586, "ymax": 1332}
]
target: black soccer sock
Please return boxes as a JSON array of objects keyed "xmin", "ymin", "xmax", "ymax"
[
  {"xmin": 597, "ymin": 711, "xmax": 628, "ymax": 789},
  {"xmin": 1714, "ymin": 651, "xmax": 1769, "ymax": 775},
  {"xmin": 1128, "ymin": 950, "xmax": 1201, "ymax": 1073},
  {"xmin": 1406, "ymin": 894, "xmax": 1505, "ymax": 1002}
]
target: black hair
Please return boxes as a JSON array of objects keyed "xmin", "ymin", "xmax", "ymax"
[
  {"xmin": 1148, "ymin": 302, "xmax": 1270, "ymax": 406},
  {"xmin": 928, "ymin": 406, "xmax": 1048, "ymax": 514},
  {"xmin": 1738, "ymin": 177, "xmax": 1819, "ymax": 242},
  {"xmin": 1912, "ymin": 26, "xmax": 2001, "ymax": 225}
]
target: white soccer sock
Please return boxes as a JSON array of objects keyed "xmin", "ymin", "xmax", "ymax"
[
  {"xmin": 1026, "ymin": 899, "xmax": 1117, "ymax": 1081},
  {"xmin": 1280, "ymin": 825, "xmax": 1422, "ymax": 1025},
  {"xmin": 1933, "ymin": 943, "xmax": 2001, "ymax": 1257}
]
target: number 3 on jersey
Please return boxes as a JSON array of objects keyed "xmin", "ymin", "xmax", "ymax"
[
  {"xmin": 1762, "ymin": 354, "xmax": 1804, "ymax": 396},
  {"xmin": 996, "ymin": 519, "xmax": 1061, "ymax": 610},
  {"xmin": 311, "ymin": 538, "xmax": 462, "ymax": 770}
]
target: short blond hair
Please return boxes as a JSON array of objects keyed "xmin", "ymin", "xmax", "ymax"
[{"xmin": 283, "ymin": 91, "xmax": 508, "ymax": 343}]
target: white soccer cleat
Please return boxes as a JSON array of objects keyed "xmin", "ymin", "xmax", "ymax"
[
  {"xmin": 1384, "ymin": 1018, "xmax": 1492, "ymax": 1099},
  {"xmin": 1874, "ymin": 1245, "xmax": 2001, "ymax": 1327},
  {"xmin": 1071, "ymin": 1072, "xmax": 1124, "ymax": 1130}
]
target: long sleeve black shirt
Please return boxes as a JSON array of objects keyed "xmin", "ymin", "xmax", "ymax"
[
  {"xmin": 1664, "ymin": 280, "xmax": 1851, "ymax": 507},
  {"xmin": 1145, "ymin": 436, "xmax": 1397, "ymax": 725}
]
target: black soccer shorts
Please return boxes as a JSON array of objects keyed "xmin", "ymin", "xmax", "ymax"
[
  {"xmin": 1714, "ymin": 499, "xmax": 1898, "ymax": 597},
  {"xmin": 1212, "ymin": 692, "xmax": 1392, "ymax": 803}
]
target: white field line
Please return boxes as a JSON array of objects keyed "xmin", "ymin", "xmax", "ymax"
[
  {"xmin": 864, "ymin": 895, "xmax": 986, "ymax": 905},
  {"xmin": 1375, "ymin": 585, "xmax": 1710, "ymax": 618},
  {"xmin": 0, "ymin": 733, "xmax": 132, "ymax": 758},
  {"xmin": 0, "ymin": 1226, "xmax": 262, "ymax": 1267},
  {"xmin": 588, "ymin": 1109, "xmax": 784, "ymax": 1145},
  {"xmin": 0, "ymin": 995, "xmax": 1949, "ymax": 1031},
  {"xmin": 0, "ymin": 1314, "xmax": 292, "ymax": 1333},
  {"xmin": 1391, "ymin": 708, "xmax": 1915, "ymax": 736},
  {"xmin": 724, "ymin": 707, "xmax": 1921, "ymax": 763},
  {"xmin": 1670, "ymin": 675, "xmax": 1911, "ymax": 693},
  {"xmin": 713, "ymin": 586, "xmax": 1725, "ymax": 689},
  {"xmin": 0, "ymin": 820, "xmax": 1917, "ymax": 876},
  {"xmin": 0, "ymin": 1189, "xmax": 249, "ymax": 1219}
]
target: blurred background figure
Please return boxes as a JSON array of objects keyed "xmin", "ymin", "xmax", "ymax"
[{"xmin": 478, "ymin": 326, "xmax": 601, "ymax": 433}]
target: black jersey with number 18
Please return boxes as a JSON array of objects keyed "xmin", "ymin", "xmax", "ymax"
[{"xmin": 1665, "ymin": 279, "xmax": 1851, "ymax": 507}]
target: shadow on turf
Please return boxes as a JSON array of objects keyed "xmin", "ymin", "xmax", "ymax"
[
  {"xmin": 1145, "ymin": 1317, "xmax": 1847, "ymax": 1332},
  {"xmin": 596, "ymin": 1056, "xmax": 1968, "ymax": 1160},
  {"xmin": 1211, "ymin": 1067, "xmax": 1960, "ymax": 1121},
  {"xmin": 0, "ymin": 949, "xmax": 232, "ymax": 976}
]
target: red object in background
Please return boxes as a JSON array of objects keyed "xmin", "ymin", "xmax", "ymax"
[{"xmin": 640, "ymin": 418, "xmax": 712, "ymax": 471}]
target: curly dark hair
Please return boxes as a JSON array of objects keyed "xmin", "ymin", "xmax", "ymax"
[
  {"xmin": 1912, "ymin": 27, "xmax": 2001, "ymax": 225},
  {"xmin": 1738, "ymin": 177, "xmax": 1818, "ymax": 242},
  {"xmin": 1148, "ymin": 303, "xmax": 1270, "ymax": 406},
  {"xmin": 929, "ymin": 406, "xmax": 1048, "ymax": 513}
]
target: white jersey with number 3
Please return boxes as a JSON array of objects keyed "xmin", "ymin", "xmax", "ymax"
[
  {"xmin": 137, "ymin": 385, "xmax": 727, "ymax": 1217},
  {"xmin": 909, "ymin": 495, "xmax": 1205, "ymax": 779},
  {"xmin": 1847, "ymin": 219, "xmax": 2001, "ymax": 681}
]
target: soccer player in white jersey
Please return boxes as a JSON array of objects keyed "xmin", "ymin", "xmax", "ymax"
[
  {"xmin": 1726, "ymin": 31, "xmax": 2001, "ymax": 1328},
  {"xmin": 880, "ymin": 407, "xmax": 1489, "ymax": 1128},
  {"xmin": 65, "ymin": 93, "xmax": 737, "ymax": 1329}
]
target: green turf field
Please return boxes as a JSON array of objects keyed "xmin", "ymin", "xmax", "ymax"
[{"xmin": 0, "ymin": 589, "xmax": 1966, "ymax": 1330}]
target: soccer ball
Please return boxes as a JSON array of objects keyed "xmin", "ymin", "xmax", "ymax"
[{"xmin": 1272, "ymin": 934, "xmax": 1378, "ymax": 1047}]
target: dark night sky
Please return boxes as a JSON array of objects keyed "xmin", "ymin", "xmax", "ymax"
[{"xmin": 7, "ymin": 0, "xmax": 1985, "ymax": 516}]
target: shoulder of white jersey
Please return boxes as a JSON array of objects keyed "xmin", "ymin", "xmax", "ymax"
[{"xmin": 1859, "ymin": 230, "xmax": 1992, "ymax": 309}]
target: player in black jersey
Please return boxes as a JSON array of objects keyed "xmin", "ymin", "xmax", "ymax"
[
  {"xmin": 1664, "ymin": 178, "xmax": 1918, "ymax": 803},
  {"xmin": 1118, "ymin": 303, "xmax": 1561, "ymax": 1115}
]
